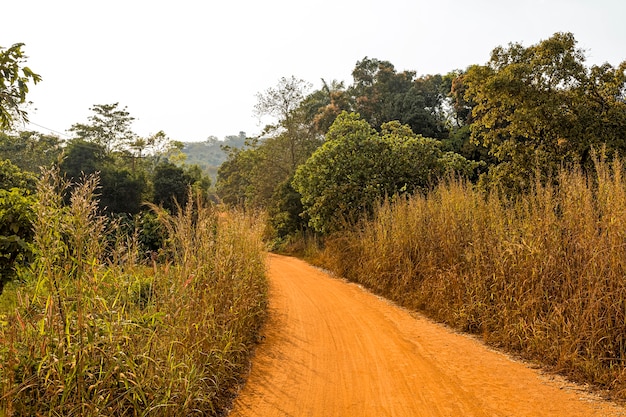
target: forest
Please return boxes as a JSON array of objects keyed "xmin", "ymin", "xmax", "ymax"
[{"xmin": 1, "ymin": 31, "xmax": 626, "ymax": 414}]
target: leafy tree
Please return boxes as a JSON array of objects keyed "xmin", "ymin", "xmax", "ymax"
[
  {"xmin": 0, "ymin": 160, "xmax": 37, "ymax": 292},
  {"xmin": 152, "ymin": 162, "xmax": 197, "ymax": 212},
  {"xmin": 254, "ymin": 76, "xmax": 320, "ymax": 171},
  {"xmin": 0, "ymin": 158, "xmax": 37, "ymax": 192},
  {"xmin": 0, "ymin": 131, "xmax": 62, "ymax": 173},
  {"xmin": 215, "ymin": 145, "xmax": 256, "ymax": 206},
  {"xmin": 293, "ymin": 112, "xmax": 475, "ymax": 233},
  {"xmin": 348, "ymin": 57, "xmax": 449, "ymax": 138},
  {"xmin": 464, "ymin": 32, "xmax": 626, "ymax": 191},
  {"xmin": 299, "ymin": 79, "xmax": 352, "ymax": 135},
  {"xmin": 60, "ymin": 139, "xmax": 108, "ymax": 180},
  {"xmin": 99, "ymin": 168, "xmax": 146, "ymax": 215},
  {"xmin": 218, "ymin": 78, "xmax": 322, "ymax": 208},
  {"xmin": 60, "ymin": 139, "xmax": 147, "ymax": 214},
  {"xmin": 0, "ymin": 188, "xmax": 35, "ymax": 292},
  {"xmin": 68, "ymin": 103, "xmax": 137, "ymax": 154},
  {"xmin": 0, "ymin": 43, "xmax": 41, "ymax": 131},
  {"xmin": 267, "ymin": 178, "xmax": 308, "ymax": 239}
]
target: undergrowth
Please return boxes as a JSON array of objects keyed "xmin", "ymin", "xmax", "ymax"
[
  {"xmin": 0, "ymin": 169, "xmax": 267, "ymax": 416},
  {"xmin": 319, "ymin": 156, "xmax": 626, "ymax": 398}
]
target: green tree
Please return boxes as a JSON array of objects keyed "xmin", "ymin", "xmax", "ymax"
[
  {"xmin": 464, "ymin": 32, "xmax": 626, "ymax": 191},
  {"xmin": 152, "ymin": 162, "xmax": 196, "ymax": 212},
  {"xmin": 0, "ymin": 160, "xmax": 37, "ymax": 292},
  {"xmin": 60, "ymin": 139, "xmax": 147, "ymax": 214},
  {"xmin": 0, "ymin": 131, "xmax": 62, "ymax": 173},
  {"xmin": 293, "ymin": 112, "xmax": 475, "ymax": 233},
  {"xmin": 99, "ymin": 168, "xmax": 146, "ymax": 215},
  {"xmin": 0, "ymin": 43, "xmax": 41, "ymax": 131},
  {"xmin": 348, "ymin": 57, "xmax": 448, "ymax": 138},
  {"xmin": 218, "ymin": 78, "xmax": 322, "ymax": 210},
  {"xmin": 215, "ymin": 145, "xmax": 256, "ymax": 206},
  {"xmin": 68, "ymin": 103, "xmax": 137, "ymax": 154}
]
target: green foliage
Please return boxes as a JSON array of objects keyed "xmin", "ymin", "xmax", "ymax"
[
  {"xmin": 298, "ymin": 79, "xmax": 351, "ymax": 135},
  {"xmin": 68, "ymin": 103, "xmax": 137, "ymax": 154},
  {"xmin": 0, "ymin": 188, "xmax": 34, "ymax": 292},
  {"xmin": 0, "ymin": 160, "xmax": 37, "ymax": 292},
  {"xmin": 217, "ymin": 77, "xmax": 323, "ymax": 239},
  {"xmin": 348, "ymin": 57, "xmax": 449, "ymax": 138},
  {"xmin": 267, "ymin": 178, "xmax": 308, "ymax": 240},
  {"xmin": 216, "ymin": 145, "xmax": 257, "ymax": 206},
  {"xmin": 0, "ymin": 131, "xmax": 62, "ymax": 173},
  {"xmin": 464, "ymin": 32, "xmax": 626, "ymax": 191},
  {"xmin": 151, "ymin": 161, "xmax": 211, "ymax": 212},
  {"xmin": 99, "ymin": 168, "xmax": 147, "ymax": 215},
  {"xmin": 292, "ymin": 112, "xmax": 476, "ymax": 233},
  {"xmin": 0, "ymin": 158, "xmax": 36, "ymax": 192},
  {"xmin": 0, "ymin": 43, "xmax": 41, "ymax": 131},
  {"xmin": 0, "ymin": 170, "xmax": 267, "ymax": 416},
  {"xmin": 60, "ymin": 139, "xmax": 148, "ymax": 214}
]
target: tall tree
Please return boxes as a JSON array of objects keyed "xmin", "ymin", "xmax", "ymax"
[
  {"xmin": 68, "ymin": 103, "xmax": 137, "ymax": 154},
  {"xmin": 0, "ymin": 43, "xmax": 41, "ymax": 131},
  {"xmin": 348, "ymin": 57, "xmax": 448, "ymax": 138},
  {"xmin": 464, "ymin": 32, "xmax": 626, "ymax": 191}
]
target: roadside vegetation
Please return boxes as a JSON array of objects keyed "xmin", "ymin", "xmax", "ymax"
[
  {"xmin": 0, "ymin": 169, "xmax": 267, "ymax": 416},
  {"xmin": 317, "ymin": 154, "xmax": 626, "ymax": 395}
]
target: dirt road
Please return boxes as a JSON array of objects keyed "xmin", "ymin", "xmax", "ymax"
[{"xmin": 229, "ymin": 254, "xmax": 625, "ymax": 416}]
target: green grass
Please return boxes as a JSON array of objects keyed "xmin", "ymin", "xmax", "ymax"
[
  {"xmin": 0, "ymin": 169, "xmax": 267, "ymax": 416},
  {"xmin": 317, "ymin": 155, "xmax": 626, "ymax": 398}
]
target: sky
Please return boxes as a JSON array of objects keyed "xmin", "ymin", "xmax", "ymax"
[{"xmin": 2, "ymin": 0, "xmax": 625, "ymax": 142}]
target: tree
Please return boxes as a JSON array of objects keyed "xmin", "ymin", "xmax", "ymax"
[
  {"xmin": 299, "ymin": 79, "xmax": 352, "ymax": 135},
  {"xmin": 152, "ymin": 162, "xmax": 195, "ymax": 212},
  {"xmin": 60, "ymin": 139, "xmax": 147, "ymax": 214},
  {"xmin": 0, "ymin": 43, "xmax": 41, "ymax": 131},
  {"xmin": 292, "ymin": 112, "xmax": 476, "ymax": 233},
  {"xmin": 0, "ymin": 131, "xmax": 62, "ymax": 173},
  {"xmin": 464, "ymin": 32, "xmax": 626, "ymax": 191},
  {"xmin": 215, "ymin": 145, "xmax": 256, "ymax": 206},
  {"xmin": 0, "ymin": 160, "xmax": 37, "ymax": 292},
  {"xmin": 218, "ymin": 78, "xmax": 322, "ymax": 210},
  {"xmin": 60, "ymin": 139, "xmax": 108, "ymax": 180},
  {"xmin": 348, "ymin": 57, "xmax": 449, "ymax": 139},
  {"xmin": 254, "ymin": 76, "xmax": 312, "ymax": 129},
  {"xmin": 68, "ymin": 103, "xmax": 137, "ymax": 154}
]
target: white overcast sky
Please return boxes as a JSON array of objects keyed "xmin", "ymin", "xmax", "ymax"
[{"xmin": 2, "ymin": 0, "xmax": 625, "ymax": 142}]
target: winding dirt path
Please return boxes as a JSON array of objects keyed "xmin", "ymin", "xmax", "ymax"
[{"xmin": 229, "ymin": 254, "xmax": 625, "ymax": 416}]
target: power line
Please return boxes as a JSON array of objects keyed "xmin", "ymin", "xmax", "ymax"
[{"xmin": 26, "ymin": 121, "xmax": 70, "ymax": 138}]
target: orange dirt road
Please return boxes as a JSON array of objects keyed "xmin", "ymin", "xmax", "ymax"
[{"xmin": 228, "ymin": 254, "xmax": 625, "ymax": 417}]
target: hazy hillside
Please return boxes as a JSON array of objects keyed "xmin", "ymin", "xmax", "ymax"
[{"xmin": 181, "ymin": 131, "xmax": 247, "ymax": 182}]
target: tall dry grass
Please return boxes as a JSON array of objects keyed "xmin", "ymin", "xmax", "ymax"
[
  {"xmin": 322, "ymin": 156, "xmax": 626, "ymax": 396},
  {"xmin": 0, "ymin": 169, "xmax": 267, "ymax": 416}
]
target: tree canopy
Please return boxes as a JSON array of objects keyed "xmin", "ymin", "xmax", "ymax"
[
  {"xmin": 463, "ymin": 32, "xmax": 626, "ymax": 190},
  {"xmin": 0, "ymin": 43, "xmax": 41, "ymax": 131},
  {"xmin": 292, "ymin": 112, "xmax": 476, "ymax": 233}
]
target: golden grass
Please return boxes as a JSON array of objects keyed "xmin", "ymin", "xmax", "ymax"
[
  {"xmin": 0, "ymin": 169, "xmax": 267, "ymax": 416},
  {"xmin": 320, "ymin": 156, "xmax": 626, "ymax": 397}
]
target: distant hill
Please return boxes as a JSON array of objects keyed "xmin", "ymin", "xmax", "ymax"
[{"xmin": 181, "ymin": 132, "xmax": 247, "ymax": 183}]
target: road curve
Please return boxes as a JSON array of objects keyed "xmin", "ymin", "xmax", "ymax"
[{"xmin": 228, "ymin": 254, "xmax": 625, "ymax": 417}]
